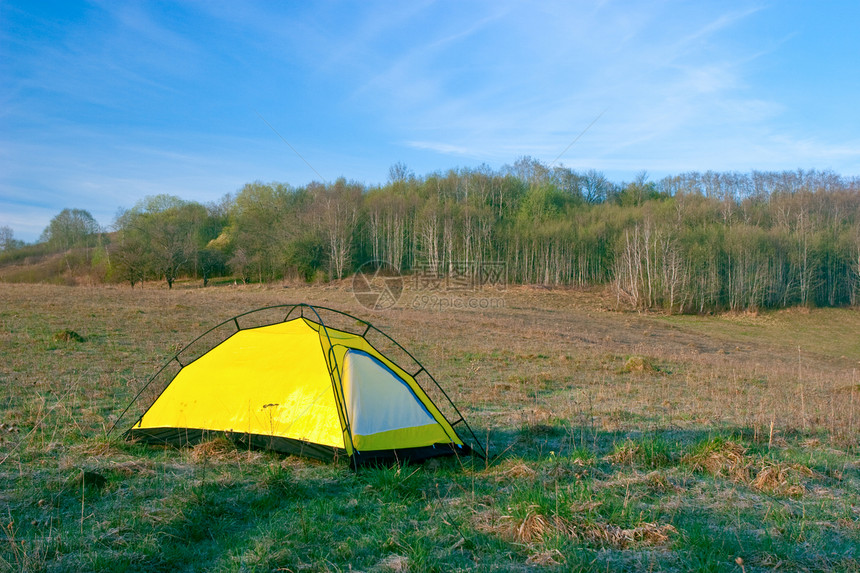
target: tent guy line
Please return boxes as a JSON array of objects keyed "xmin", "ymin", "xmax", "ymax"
[
  {"xmin": 254, "ymin": 110, "xmax": 328, "ymax": 183},
  {"xmin": 548, "ymin": 106, "xmax": 609, "ymax": 168}
]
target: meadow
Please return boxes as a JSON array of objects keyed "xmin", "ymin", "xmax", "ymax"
[{"xmin": 0, "ymin": 282, "xmax": 858, "ymax": 572}]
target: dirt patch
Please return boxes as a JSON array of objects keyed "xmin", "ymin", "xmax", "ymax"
[{"xmin": 75, "ymin": 469, "xmax": 107, "ymax": 490}]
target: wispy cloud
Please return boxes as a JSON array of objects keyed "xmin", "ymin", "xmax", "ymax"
[
  {"xmin": 404, "ymin": 140, "xmax": 481, "ymax": 157},
  {"xmin": 677, "ymin": 4, "xmax": 765, "ymax": 46},
  {"xmin": 315, "ymin": 2, "xmax": 770, "ymax": 171},
  {"xmin": 416, "ymin": 5, "xmax": 791, "ymax": 175}
]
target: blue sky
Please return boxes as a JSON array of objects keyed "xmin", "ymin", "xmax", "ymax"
[{"xmin": 2, "ymin": 1, "xmax": 859, "ymax": 242}]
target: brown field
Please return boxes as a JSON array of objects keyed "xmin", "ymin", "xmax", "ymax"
[{"xmin": 1, "ymin": 282, "xmax": 858, "ymax": 572}]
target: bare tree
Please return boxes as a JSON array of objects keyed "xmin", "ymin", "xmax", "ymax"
[
  {"xmin": 0, "ymin": 226, "xmax": 20, "ymax": 251},
  {"xmin": 582, "ymin": 169, "xmax": 609, "ymax": 203},
  {"xmin": 388, "ymin": 162, "xmax": 413, "ymax": 183},
  {"xmin": 317, "ymin": 179, "xmax": 361, "ymax": 280}
]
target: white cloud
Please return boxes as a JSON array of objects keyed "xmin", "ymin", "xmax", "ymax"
[{"xmin": 404, "ymin": 140, "xmax": 481, "ymax": 157}]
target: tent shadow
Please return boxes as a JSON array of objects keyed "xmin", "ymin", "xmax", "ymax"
[{"xmin": 471, "ymin": 422, "xmax": 807, "ymax": 466}]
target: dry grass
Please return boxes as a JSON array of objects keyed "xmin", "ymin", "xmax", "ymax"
[
  {"xmin": 619, "ymin": 355, "xmax": 656, "ymax": 373},
  {"xmin": 526, "ymin": 549, "xmax": 565, "ymax": 566},
  {"xmin": 1, "ymin": 282, "xmax": 858, "ymax": 571},
  {"xmin": 476, "ymin": 504, "xmax": 677, "ymax": 548},
  {"xmin": 378, "ymin": 553, "xmax": 410, "ymax": 572},
  {"xmin": 0, "ymin": 286, "xmax": 854, "ymax": 433},
  {"xmin": 684, "ymin": 440, "xmax": 752, "ymax": 481},
  {"xmin": 70, "ymin": 440, "xmax": 126, "ymax": 458},
  {"xmin": 108, "ymin": 460, "xmax": 156, "ymax": 477},
  {"xmin": 606, "ymin": 440, "xmax": 644, "ymax": 465},
  {"xmin": 52, "ymin": 329, "xmax": 86, "ymax": 343},
  {"xmin": 582, "ymin": 521, "xmax": 677, "ymax": 548},
  {"xmin": 685, "ymin": 439, "xmax": 817, "ymax": 496},
  {"xmin": 497, "ymin": 460, "xmax": 538, "ymax": 481},
  {"xmin": 188, "ymin": 436, "xmax": 262, "ymax": 463},
  {"xmin": 749, "ymin": 461, "xmax": 814, "ymax": 496}
]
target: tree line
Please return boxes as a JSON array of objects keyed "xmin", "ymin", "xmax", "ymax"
[{"xmin": 3, "ymin": 159, "xmax": 859, "ymax": 313}]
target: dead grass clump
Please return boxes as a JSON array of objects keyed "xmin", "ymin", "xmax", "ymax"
[
  {"xmin": 190, "ymin": 436, "xmax": 241, "ymax": 462},
  {"xmin": 496, "ymin": 460, "xmax": 538, "ymax": 481},
  {"xmin": 476, "ymin": 505, "xmax": 677, "ymax": 549},
  {"xmin": 472, "ymin": 505, "xmax": 554, "ymax": 543},
  {"xmin": 491, "ymin": 507, "xmax": 582, "ymax": 545},
  {"xmin": 547, "ymin": 458, "xmax": 593, "ymax": 480},
  {"xmin": 71, "ymin": 440, "xmax": 125, "ymax": 457},
  {"xmin": 0, "ymin": 422, "xmax": 21, "ymax": 434},
  {"xmin": 512, "ymin": 510, "xmax": 554, "ymax": 543},
  {"xmin": 526, "ymin": 549, "xmax": 565, "ymax": 566},
  {"xmin": 645, "ymin": 470, "xmax": 679, "ymax": 493},
  {"xmin": 580, "ymin": 521, "xmax": 677, "ymax": 549},
  {"xmin": 378, "ymin": 554, "xmax": 409, "ymax": 572},
  {"xmin": 684, "ymin": 440, "xmax": 751, "ymax": 482},
  {"xmin": 606, "ymin": 440, "xmax": 641, "ymax": 465},
  {"xmin": 686, "ymin": 439, "xmax": 815, "ymax": 496},
  {"xmin": 110, "ymin": 460, "xmax": 156, "ymax": 477},
  {"xmin": 620, "ymin": 355, "xmax": 655, "ymax": 373},
  {"xmin": 750, "ymin": 462, "xmax": 813, "ymax": 496},
  {"xmin": 53, "ymin": 329, "xmax": 85, "ymax": 342},
  {"xmin": 522, "ymin": 406, "xmax": 554, "ymax": 424}
]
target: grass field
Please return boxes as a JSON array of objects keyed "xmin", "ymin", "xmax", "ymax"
[{"xmin": 1, "ymin": 282, "xmax": 858, "ymax": 572}]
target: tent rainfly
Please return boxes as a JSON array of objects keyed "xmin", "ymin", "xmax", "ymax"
[{"xmin": 117, "ymin": 304, "xmax": 482, "ymax": 465}]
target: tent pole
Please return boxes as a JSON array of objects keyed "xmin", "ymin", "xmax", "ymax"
[{"xmin": 303, "ymin": 304, "xmax": 359, "ymax": 469}]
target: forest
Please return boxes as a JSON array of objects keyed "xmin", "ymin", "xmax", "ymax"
[{"xmin": 2, "ymin": 158, "xmax": 859, "ymax": 313}]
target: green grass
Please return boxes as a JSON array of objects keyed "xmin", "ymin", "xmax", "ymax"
[
  {"xmin": 656, "ymin": 307, "xmax": 860, "ymax": 362},
  {"xmin": 1, "ymin": 283, "xmax": 858, "ymax": 571}
]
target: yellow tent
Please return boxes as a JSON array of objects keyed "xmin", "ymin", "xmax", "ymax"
[{"xmin": 122, "ymin": 304, "xmax": 479, "ymax": 464}]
